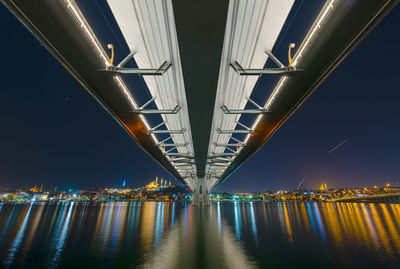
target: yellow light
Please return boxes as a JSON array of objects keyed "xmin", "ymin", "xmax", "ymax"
[
  {"xmin": 107, "ymin": 44, "xmax": 114, "ymax": 66},
  {"xmin": 64, "ymin": 0, "xmax": 173, "ymax": 157}
]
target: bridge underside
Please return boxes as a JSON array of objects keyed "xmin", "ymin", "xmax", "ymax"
[
  {"xmin": 172, "ymin": 0, "xmax": 229, "ymax": 179},
  {"xmin": 1, "ymin": 0, "xmax": 398, "ymax": 205}
]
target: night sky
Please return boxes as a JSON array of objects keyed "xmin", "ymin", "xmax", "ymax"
[{"xmin": 0, "ymin": 1, "xmax": 399, "ymax": 192}]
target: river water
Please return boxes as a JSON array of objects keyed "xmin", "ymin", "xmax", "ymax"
[{"xmin": 0, "ymin": 201, "xmax": 399, "ymax": 268}]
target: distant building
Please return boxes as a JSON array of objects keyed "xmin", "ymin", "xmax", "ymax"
[
  {"xmin": 319, "ymin": 182, "xmax": 329, "ymax": 191},
  {"xmin": 33, "ymin": 193, "xmax": 48, "ymax": 201},
  {"xmin": 145, "ymin": 177, "xmax": 160, "ymax": 190},
  {"xmin": 29, "ymin": 185, "xmax": 43, "ymax": 193},
  {"xmin": 14, "ymin": 192, "xmax": 29, "ymax": 200}
]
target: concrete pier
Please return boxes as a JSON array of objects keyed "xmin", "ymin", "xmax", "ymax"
[{"xmin": 192, "ymin": 177, "xmax": 210, "ymax": 206}]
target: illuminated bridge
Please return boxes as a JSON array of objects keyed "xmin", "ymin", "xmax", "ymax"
[{"xmin": 2, "ymin": 0, "xmax": 397, "ymax": 205}]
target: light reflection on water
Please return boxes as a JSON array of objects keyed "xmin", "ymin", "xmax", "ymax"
[
  {"xmin": 3, "ymin": 203, "xmax": 33, "ymax": 267},
  {"xmin": 0, "ymin": 201, "xmax": 399, "ymax": 268}
]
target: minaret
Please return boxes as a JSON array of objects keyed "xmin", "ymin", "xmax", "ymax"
[
  {"xmin": 156, "ymin": 177, "xmax": 158, "ymax": 184},
  {"xmin": 161, "ymin": 178, "xmax": 164, "ymax": 186}
]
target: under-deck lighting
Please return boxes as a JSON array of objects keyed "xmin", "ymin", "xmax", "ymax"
[
  {"xmin": 210, "ymin": 0, "xmax": 338, "ymax": 181},
  {"xmin": 64, "ymin": 0, "xmax": 193, "ymax": 167}
]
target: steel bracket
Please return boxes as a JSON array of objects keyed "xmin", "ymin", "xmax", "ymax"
[
  {"xmin": 230, "ymin": 49, "xmax": 303, "ymax": 76},
  {"xmin": 105, "ymin": 49, "xmax": 171, "ymax": 76},
  {"xmin": 149, "ymin": 128, "xmax": 185, "ymax": 134}
]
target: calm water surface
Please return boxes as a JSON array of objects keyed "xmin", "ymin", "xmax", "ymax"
[{"xmin": 0, "ymin": 201, "xmax": 399, "ymax": 268}]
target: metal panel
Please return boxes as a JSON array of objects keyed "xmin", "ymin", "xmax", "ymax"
[
  {"xmin": 206, "ymin": 0, "xmax": 295, "ymax": 188},
  {"xmin": 0, "ymin": 0, "xmax": 190, "ymax": 185},
  {"xmin": 210, "ymin": 0, "xmax": 399, "ymax": 190},
  {"xmin": 106, "ymin": 0, "xmax": 196, "ymax": 184}
]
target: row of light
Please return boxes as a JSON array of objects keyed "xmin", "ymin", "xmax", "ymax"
[
  {"xmin": 157, "ymin": 0, "xmax": 196, "ymax": 183},
  {"xmin": 208, "ymin": 0, "xmax": 338, "ymax": 187},
  {"xmin": 247, "ymin": 0, "xmax": 337, "ymax": 143},
  {"xmin": 64, "ymin": 0, "xmax": 194, "ymax": 182}
]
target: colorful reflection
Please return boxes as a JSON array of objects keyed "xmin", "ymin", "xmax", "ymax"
[
  {"xmin": 3, "ymin": 203, "xmax": 33, "ymax": 268},
  {"xmin": 51, "ymin": 202, "xmax": 75, "ymax": 268},
  {"xmin": 0, "ymin": 201, "xmax": 399, "ymax": 268}
]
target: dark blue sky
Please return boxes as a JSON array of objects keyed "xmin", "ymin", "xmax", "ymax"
[{"xmin": 0, "ymin": 2, "xmax": 399, "ymax": 192}]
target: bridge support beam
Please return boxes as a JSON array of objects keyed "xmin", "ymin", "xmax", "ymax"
[{"xmin": 192, "ymin": 177, "xmax": 210, "ymax": 206}]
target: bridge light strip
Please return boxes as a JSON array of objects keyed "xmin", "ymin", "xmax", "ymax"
[
  {"xmin": 64, "ymin": 0, "xmax": 195, "ymax": 177},
  {"xmin": 293, "ymin": 0, "xmax": 337, "ymax": 66},
  {"xmin": 64, "ymin": 0, "xmax": 109, "ymax": 66},
  {"xmin": 242, "ymin": 0, "xmax": 337, "ymax": 148},
  {"xmin": 106, "ymin": 0, "xmax": 195, "ymax": 180},
  {"xmin": 211, "ymin": 0, "xmax": 338, "ymax": 181}
]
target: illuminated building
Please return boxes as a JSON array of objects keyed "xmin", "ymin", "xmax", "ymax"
[
  {"xmin": 145, "ymin": 177, "xmax": 160, "ymax": 190},
  {"xmin": 29, "ymin": 184, "xmax": 43, "ymax": 193},
  {"xmin": 33, "ymin": 193, "xmax": 48, "ymax": 201},
  {"xmin": 319, "ymin": 183, "xmax": 328, "ymax": 191}
]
